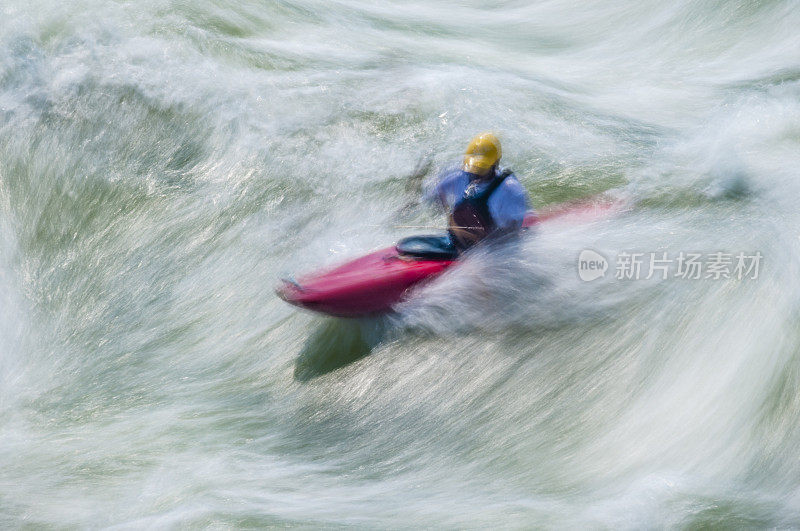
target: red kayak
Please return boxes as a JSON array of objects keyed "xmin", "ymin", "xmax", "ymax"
[{"xmin": 276, "ymin": 195, "xmax": 623, "ymax": 318}]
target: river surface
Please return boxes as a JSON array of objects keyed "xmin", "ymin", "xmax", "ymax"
[{"xmin": 2, "ymin": 0, "xmax": 800, "ymax": 528}]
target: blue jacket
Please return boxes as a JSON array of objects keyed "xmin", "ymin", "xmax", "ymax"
[{"xmin": 426, "ymin": 165, "xmax": 530, "ymax": 232}]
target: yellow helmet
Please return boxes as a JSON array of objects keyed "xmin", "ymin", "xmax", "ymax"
[{"xmin": 463, "ymin": 132, "xmax": 501, "ymax": 176}]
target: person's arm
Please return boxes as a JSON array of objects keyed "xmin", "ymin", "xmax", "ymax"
[
  {"xmin": 423, "ymin": 165, "xmax": 464, "ymax": 210},
  {"xmin": 488, "ymin": 175, "xmax": 529, "ymax": 233}
]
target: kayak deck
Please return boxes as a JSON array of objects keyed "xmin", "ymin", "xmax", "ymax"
[{"xmin": 276, "ymin": 247, "xmax": 456, "ymax": 317}]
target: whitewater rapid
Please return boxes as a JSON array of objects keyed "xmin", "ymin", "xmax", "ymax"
[{"xmin": 2, "ymin": 0, "xmax": 800, "ymax": 527}]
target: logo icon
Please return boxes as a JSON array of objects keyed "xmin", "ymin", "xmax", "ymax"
[{"xmin": 578, "ymin": 249, "xmax": 608, "ymax": 282}]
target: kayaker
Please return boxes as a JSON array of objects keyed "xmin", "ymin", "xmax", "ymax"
[{"xmin": 427, "ymin": 132, "xmax": 530, "ymax": 250}]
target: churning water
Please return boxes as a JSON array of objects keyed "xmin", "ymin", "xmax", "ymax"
[{"xmin": 2, "ymin": 0, "xmax": 800, "ymax": 527}]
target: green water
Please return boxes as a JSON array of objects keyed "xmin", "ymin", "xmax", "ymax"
[{"xmin": 2, "ymin": 0, "xmax": 800, "ymax": 527}]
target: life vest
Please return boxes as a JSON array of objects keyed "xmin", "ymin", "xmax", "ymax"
[{"xmin": 448, "ymin": 168, "xmax": 512, "ymax": 250}]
